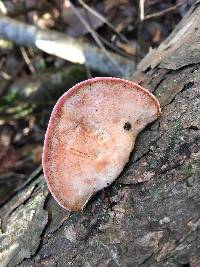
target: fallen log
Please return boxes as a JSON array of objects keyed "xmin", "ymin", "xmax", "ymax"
[{"xmin": 0, "ymin": 3, "xmax": 200, "ymax": 267}]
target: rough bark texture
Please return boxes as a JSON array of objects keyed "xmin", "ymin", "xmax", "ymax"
[{"xmin": 0, "ymin": 3, "xmax": 200, "ymax": 267}]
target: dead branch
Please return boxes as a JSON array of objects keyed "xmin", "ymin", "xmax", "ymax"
[
  {"xmin": 0, "ymin": 15, "xmax": 135, "ymax": 76},
  {"xmin": 144, "ymin": 2, "xmax": 182, "ymax": 21}
]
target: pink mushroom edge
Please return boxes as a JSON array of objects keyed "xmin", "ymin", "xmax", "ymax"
[{"xmin": 42, "ymin": 77, "xmax": 161, "ymax": 212}]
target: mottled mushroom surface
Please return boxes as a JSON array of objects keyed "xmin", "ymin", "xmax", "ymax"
[{"xmin": 42, "ymin": 77, "xmax": 161, "ymax": 211}]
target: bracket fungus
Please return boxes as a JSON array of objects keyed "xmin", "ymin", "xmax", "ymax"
[{"xmin": 42, "ymin": 77, "xmax": 161, "ymax": 211}]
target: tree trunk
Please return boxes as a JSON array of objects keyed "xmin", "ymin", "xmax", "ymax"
[{"xmin": 0, "ymin": 3, "xmax": 200, "ymax": 267}]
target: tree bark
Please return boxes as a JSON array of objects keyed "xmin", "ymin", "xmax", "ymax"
[{"xmin": 0, "ymin": 3, "xmax": 200, "ymax": 267}]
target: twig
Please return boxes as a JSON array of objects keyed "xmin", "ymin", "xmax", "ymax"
[
  {"xmin": 0, "ymin": 71, "xmax": 12, "ymax": 80},
  {"xmin": 20, "ymin": 47, "xmax": 36, "ymax": 73},
  {"xmin": 69, "ymin": 1, "xmax": 123, "ymax": 75},
  {"xmin": 80, "ymin": 4, "xmax": 134, "ymax": 60},
  {"xmin": 79, "ymin": 2, "xmax": 134, "ymax": 60},
  {"xmin": 78, "ymin": 0, "xmax": 129, "ymax": 43},
  {"xmin": 0, "ymin": 1, "xmax": 7, "ymax": 14},
  {"xmin": 143, "ymin": 3, "xmax": 182, "ymax": 21},
  {"xmin": 0, "ymin": 61, "xmax": 25, "ymax": 97},
  {"xmin": 140, "ymin": 0, "xmax": 145, "ymax": 21},
  {"xmin": 98, "ymin": 34, "xmax": 134, "ymax": 60},
  {"xmin": 0, "ymin": 15, "xmax": 135, "ymax": 76},
  {"xmin": 83, "ymin": 12, "xmax": 134, "ymax": 59}
]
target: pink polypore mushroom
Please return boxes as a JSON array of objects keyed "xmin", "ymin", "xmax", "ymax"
[{"xmin": 42, "ymin": 77, "xmax": 161, "ymax": 211}]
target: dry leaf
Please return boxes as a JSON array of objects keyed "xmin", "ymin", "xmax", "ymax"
[{"xmin": 116, "ymin": 40, "xmax": 137, "ymax": 55}]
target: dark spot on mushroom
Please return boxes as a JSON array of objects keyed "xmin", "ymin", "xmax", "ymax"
[
  {"xmin": 107, "ymin": 183, "xmax": 109, "ymax": 186},
  {"xmin": 124, "ymin": 122, "xmax": 132, "ymax": 131}
]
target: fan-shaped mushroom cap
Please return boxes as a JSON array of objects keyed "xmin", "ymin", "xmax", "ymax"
[{"xmin": 42, "ymin": 77, "xmax": 161, "ymax": 211}]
